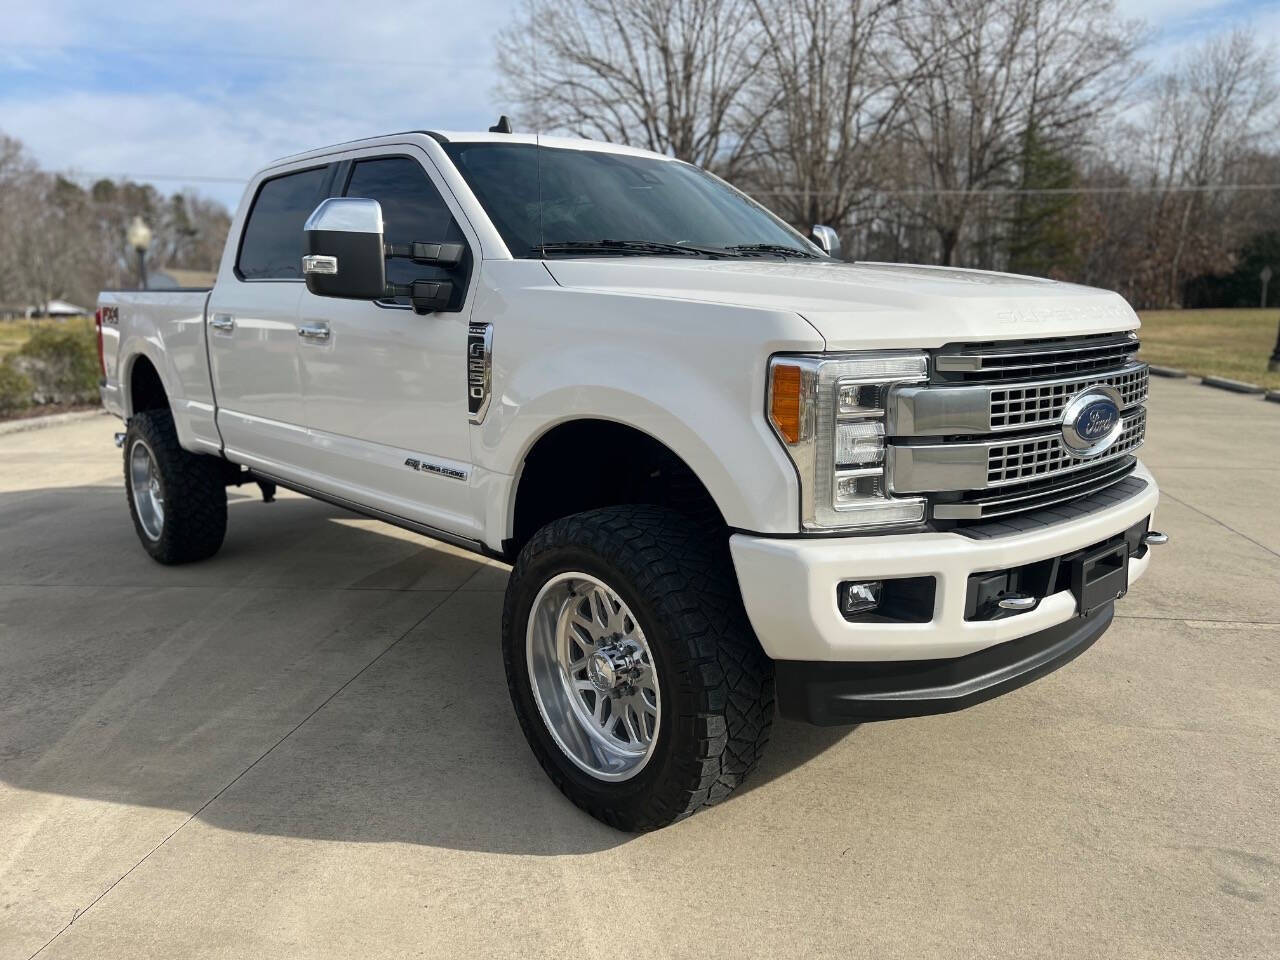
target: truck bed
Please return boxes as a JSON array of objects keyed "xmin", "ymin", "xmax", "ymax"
[{"xmin": 98, "ymin": 288, "xmax": 221, "ymax": 456}]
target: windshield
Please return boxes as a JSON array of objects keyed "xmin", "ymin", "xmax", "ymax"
[{"xmin": 443, "ymin": 142, "xmax": 818, "ymax": 259}]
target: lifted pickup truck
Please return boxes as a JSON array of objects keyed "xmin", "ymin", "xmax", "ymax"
[{"xmin": 98, "ymin": 127, "xmax": 1164, "ymax": 831}]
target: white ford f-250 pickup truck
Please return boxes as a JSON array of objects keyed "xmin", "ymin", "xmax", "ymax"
[{"xmin": 98, "ymin": 125, "xmax": 1165, "ymax": 831}]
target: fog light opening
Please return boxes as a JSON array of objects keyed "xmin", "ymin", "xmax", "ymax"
[{"xmin": 839, "ymin": 580, "xmax": 883, "ymax": 618}]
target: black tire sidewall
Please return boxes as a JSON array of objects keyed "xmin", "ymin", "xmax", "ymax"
[{"xmin": 124, "ymin": 415, "xmax": 173, "ymax": 562}]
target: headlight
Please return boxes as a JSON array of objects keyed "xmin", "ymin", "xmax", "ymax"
[{"xmin": 768, "ymin": 352, "xmax": 928, "ymax": 531}]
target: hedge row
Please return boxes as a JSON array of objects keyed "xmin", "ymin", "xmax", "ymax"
[{"xmin": 0, "ymin": 322, "xmax": 101, "ymax": 415}]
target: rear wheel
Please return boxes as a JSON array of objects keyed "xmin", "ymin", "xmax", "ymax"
[
  {"xmin": 124, "ymin": 410, "xmax": 227, "ymax": 564},
  {"xmin": 502, "ymin": 505, "xmax": 774, "ymax": 831}
]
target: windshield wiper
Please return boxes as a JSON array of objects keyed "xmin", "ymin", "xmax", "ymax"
[
  {"xmin": 533, "ymin": 239, "xmax": 731, "ymax": 259},
  {"xmin": 722, "ymin": 243, "xmax": 818, "ymax": 259}
]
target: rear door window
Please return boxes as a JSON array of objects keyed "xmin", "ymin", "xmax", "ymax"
[{"xmin": 237, "ymin": 166, "xmax": 329, "ymax": 280}]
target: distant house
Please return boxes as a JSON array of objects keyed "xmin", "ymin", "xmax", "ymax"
[
  {"xmin": 26, "ymin": 299, "xmax": 91, "ymax": 318},
  {"xmin": 146, "ymin": 268, "xmax": 217, "ymax": 290}
]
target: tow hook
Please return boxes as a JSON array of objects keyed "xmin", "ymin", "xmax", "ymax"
[
  {"xmin": 1142, "ymin": 531, "xmax": 1169, "ymax": 546},
  {"xmin": 113, "ymin": 432, "xmax": 126, "ymax": 448}
]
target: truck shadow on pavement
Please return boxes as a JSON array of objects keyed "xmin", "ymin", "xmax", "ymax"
[{"xmin": 0, "ymin": 486, "xmax": 854, "ymax": 854}]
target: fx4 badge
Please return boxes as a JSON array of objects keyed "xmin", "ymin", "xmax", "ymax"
[{"xmin": 467, "ymin": 322, "xmax": 493, "ymax": 424}]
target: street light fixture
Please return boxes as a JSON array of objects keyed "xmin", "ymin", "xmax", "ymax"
[{"xmin": 127, "ymin": 216, "xmax": 153, "ymax": 290}]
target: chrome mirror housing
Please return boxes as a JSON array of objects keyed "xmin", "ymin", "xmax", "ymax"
[
  {"xmin": 810, "ymin": 224, "xmax": 842, "ymax": 260},
  {"xmin": 303, "ymin": 198, "xmax": 387, "ymax": 300}
]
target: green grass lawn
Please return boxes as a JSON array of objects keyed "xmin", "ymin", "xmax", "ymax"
[{"xmin": 1138, "ymin": 309, "xmax": 1280, "ymax": 391}]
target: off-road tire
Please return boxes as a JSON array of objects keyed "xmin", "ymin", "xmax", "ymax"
[
  {"xmin": 124, "ymin": 409, "xmax": 227, "ymax": 564},
  {"xmin": 502, "ymin": 505, "xmax": 774, "ymax": 831}
]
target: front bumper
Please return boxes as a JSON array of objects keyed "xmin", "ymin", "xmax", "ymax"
[
  {"xmin": 729, "ymin": 462, "xmax": 1158, "ymax": 664},
  {"xmin": 775, "ymin": 603, "xmax": 1112, "ymax": 725}
]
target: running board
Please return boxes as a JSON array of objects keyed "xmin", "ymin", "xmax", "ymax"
[{"xmin": 250, "ymin": 470, "xmax": 501, "ymax": 562}]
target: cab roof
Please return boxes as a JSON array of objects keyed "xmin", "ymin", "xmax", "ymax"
[{"xmin": 269, "ymin": 130, "xmax": 674, "ymax": 170}]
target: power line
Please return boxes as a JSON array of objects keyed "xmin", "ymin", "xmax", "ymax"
[
  {"xmin": 69, "ymin": 171, "xmax": 248, "ymax": 185},
  {"xmin": 755, "ymin": 183, "xmax": 1280, "ymax": 198},
  {"xmin": 58, "ymin": 168, "xmax": 1280, "ymax": 197},
  {"xmin": 0, "ymin": 41, "xmax": 492, "ymax": 71}
]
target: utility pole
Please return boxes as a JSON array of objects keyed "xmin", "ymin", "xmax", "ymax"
[{"xmin": 1267, "ymin": 266, "xmax": 1280, "ymax": 373}]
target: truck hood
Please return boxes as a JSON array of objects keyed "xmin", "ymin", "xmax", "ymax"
[{"xmin": 542, "ymin": 258, "xmax": 1139, "ymax": 349}]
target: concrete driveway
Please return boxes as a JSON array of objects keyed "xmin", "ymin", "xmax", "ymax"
[{"xmin": 1, "ymin": 377, "xmax": 1277, "ymax": 959}]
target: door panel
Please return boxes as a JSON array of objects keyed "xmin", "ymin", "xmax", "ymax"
[
  {"xmin": 206, "ymin": 281, "xmax": 307, "ymax": 471},
  {"xmin": 295, "ymin": 151, "xmax": 479, "ymax": 538},
  {"xmin": 208, "ymin": 164, "xmax": 330, "ymax": 472}
]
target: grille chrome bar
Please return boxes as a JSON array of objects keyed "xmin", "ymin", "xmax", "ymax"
[
  {"xmin": 888, "ymin": 408, "xmax": 1146, "ymax": 494},
  {"xmin": 933, "ymin": 458, "xmax": 1138, "ymax": 520},
  {"xmin": 890, "ymin": 361, "xmax": 1148, "ymax": 436},
  {"xmin": 934, "ymin": 333, "xmax": 1139, "ymax": 382}
]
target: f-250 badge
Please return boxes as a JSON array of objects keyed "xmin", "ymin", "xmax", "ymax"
[{"xmin": 467, "ymin": 322, "xmax": 493, "ymax": 423}]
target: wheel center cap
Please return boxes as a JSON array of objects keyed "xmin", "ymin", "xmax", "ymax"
[{"xmin": 587, "ymin": 651, "xmax": 618, "ymax": 692}]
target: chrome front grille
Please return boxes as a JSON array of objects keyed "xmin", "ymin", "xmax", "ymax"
[
  {"xmin": 986, "ymin": 409, "xmax": 1146, "ymax": 484},
  {"xmin": 990, "ymin": 364, "xmax": 1148, "ymax": 430},
  {"xmin": 886, "ymin": 332, "xmax": 1149, "ymax": 528}
]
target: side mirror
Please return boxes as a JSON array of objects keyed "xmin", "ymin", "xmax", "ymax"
[
  {"xmin": 810, "ymin": 224, "xmax": 842, "ymax": 260},
  {"xmin": 303, "ymin": 198, "xmax": 387, "ymax": 299}
]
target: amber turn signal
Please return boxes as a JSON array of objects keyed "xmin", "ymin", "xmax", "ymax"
[{"xmin": 770, "ymin": 362, "xmax": 804, "ymax": 444}]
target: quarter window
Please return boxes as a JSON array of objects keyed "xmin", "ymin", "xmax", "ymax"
[{"xmin": 237, "ymin": 166, "xmax": 329, "ymax": 280}]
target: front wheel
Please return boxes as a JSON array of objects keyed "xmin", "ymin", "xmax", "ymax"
[{"xmin": 502, "ymin": 506, "xmax": 773, "ymax": 831}]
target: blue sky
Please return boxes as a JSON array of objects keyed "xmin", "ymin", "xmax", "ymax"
[{"xmin": 1, "ymin": 0, "xmax": 1278, "ymax": 211}]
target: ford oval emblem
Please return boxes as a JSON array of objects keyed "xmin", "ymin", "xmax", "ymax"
[{"xmin": 1060, "ymin": 386, "xmax": 1123, "ymax": 456}]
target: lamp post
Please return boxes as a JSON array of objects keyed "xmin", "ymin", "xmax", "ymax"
[{"xmin": 127, "ymin": 216, "xmax": 152, "ymax": 290}]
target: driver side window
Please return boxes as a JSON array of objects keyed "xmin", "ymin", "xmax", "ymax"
[{"xmin": 343, "ymin": 156, "xmax": 468, "ymax": 305}]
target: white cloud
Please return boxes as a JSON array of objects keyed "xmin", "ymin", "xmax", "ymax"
[{"xmin": 0, "ymin": 0, "xmax": 518, "ymax": 208}]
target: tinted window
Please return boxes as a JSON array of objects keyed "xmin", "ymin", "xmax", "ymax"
[
  {"xmin": 344, "ymin": 156, "xmax": 464, "ymax": 289},
  {"xmin": 444, "ymin": 142, "xmax": 811, "ymax": 258},
  {"xmin": 237, "ymin": 167, "xmax": 328, "ymax": 279}
]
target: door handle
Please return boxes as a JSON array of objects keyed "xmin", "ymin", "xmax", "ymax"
[
  {"xmin": 297, "ymin": 321, "xmax": 331, "ymax": 342},
  {"xmin": 209, "ymin": 314, "xmax": 235, "ymax": 333}
]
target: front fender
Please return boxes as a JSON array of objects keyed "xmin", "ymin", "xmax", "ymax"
[{"xmin": 470, "ymin": 275, "xmax": 824, "ymax": 540}]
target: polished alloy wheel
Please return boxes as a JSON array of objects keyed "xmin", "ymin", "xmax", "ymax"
[
  {"xmin": 129, "ymin": 438, "xmax": 165, "ymax": 541},
  {"xmin": 526, "ymin": 572, "xmax": 661, "ymax": 781}
]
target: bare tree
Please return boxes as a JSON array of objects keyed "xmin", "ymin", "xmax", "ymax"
[
  {"xmin": 0, "ymin": 132, "xmax": 232, "ymax": 311},
  {"xmin": 495, "ymin": 0, "xmax": 767, "ymax": 175},
  {"xmin": 891, "ymin": 0, "xmax": 1142, "ymax": 264},
  {"xmin": 738, "ymin": 0, "xmax": 915, "ymax": 237},
  {"xmin": 1132, "ymin": 30, "xmax": 1279, "ymax": 305}
]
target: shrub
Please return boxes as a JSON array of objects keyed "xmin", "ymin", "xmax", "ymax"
[
  {"xmin": 14, "ymin": 322, "xmax": 99, "ymax": 404},
  {"xmin": 0, "ymin": 358, "xmax": 34, "ymax": 414}
]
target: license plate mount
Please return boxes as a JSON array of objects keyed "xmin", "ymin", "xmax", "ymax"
[{"xmin": 1071, "ymin": 539, "xmax": 1129, "ymax": 616}]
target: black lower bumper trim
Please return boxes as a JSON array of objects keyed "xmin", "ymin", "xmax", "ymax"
[{"xmin": 775, "ymin": 603, "xmax": 1113, "ymax": 725}]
